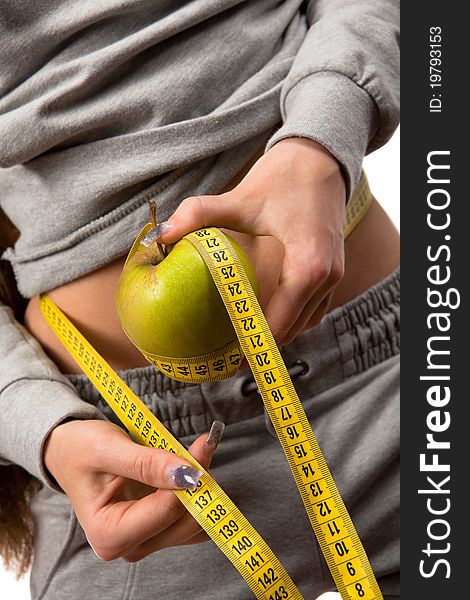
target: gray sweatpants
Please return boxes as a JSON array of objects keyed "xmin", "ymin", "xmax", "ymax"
[{"xmin": 30, "ymin": 269, "xmax": 400, "ymax": 600}]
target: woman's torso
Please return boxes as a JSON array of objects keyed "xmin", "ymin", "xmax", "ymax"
[{"xmin": 23, "ymin": 168, "xmax": 400, "ymax": 374}]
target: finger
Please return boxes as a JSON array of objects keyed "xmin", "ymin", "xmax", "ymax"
[
  {"xmin": 122, "ymin": 511, "xmax": 209, "ymax": 562},
  {"xmin": 180, "ymin": 531, "xmax": 210, "ymax": 546},
  {"xmin": 278, "ymin": 248, "xmax": 343, "ymax": 347},
  {"xmin": 88, "ymin": 423, "xmax": 225, "ymax": 560},
  {"xmin": 95, "ymin": 430, "xmax": 203, "ymax": 491},
  {"xmin": 279, "ymin": 291, "xmax": 333, "ymax": 347},
  {"xmin": 88, "ymin": 487, "xmax": 187, "ymax": 560},
  {"xmin": 303, "ymin": 293, "xmax": 335, "ymax": 331},
  {"xmin": 140, "ymin": 192, "xmax": 264, "ymax": 246},
  {"xmin": 120, "ymin": 421, "xmax": 226, "ymax": 563},
  {"xmin": 264, "ymin": 248, "xmax": 330, "ymax": 343}
]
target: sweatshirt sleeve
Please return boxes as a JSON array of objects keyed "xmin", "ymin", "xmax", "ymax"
[
  {"xmin": 0, "ymin": 303, "xmax": 103, "ymax": 488},
  {"xmin": 266, "ymin": 0, "xmax": 400, "ymax": 199}
]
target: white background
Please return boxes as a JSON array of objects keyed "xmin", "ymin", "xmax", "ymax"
[{"xmin": 0, "ymin": 127, "xmax": 399, "ymax": 599}]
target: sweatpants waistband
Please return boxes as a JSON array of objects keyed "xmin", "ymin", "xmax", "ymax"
[{"xmin": 67, "ymin": 268, "xmax": 400, "ymax": 439}]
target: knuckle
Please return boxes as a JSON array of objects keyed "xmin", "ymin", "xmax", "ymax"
[
  {"xmin": 92, "ymin": 431, "xmax": 112, "ymax": 456},
  {"xmin": 331, "ymin": 259, "xmax": 345, "ymax": 283},
  {"xmin": 155, "ymin": 453, "xmax": 175, "ymax": 486},
  {"xmin": 122, "ymin": 551, "xmax": 144, "ymax": 563},
  {"xmin": 92, "ymin": 425, "xmax": 124, "ymax": 459},
  {"xmin": 285, "ymin": 265, "xmax": 313, "ymax": 293},
  {"xmin": 157, "ymin": 493, "xmax": 187, "ymax": 524},
  {"xmin": 89, "ymin": 537, "xmax": 120, "ymax": 562},
  {"xmin": 131, "ymin": 450, "xmax": 157, "ymax": 486},
  {"xmin": 86, "ymin": 521, "xmax": 103, "ymax": 549},
  {"xmin": 180, "ymin": 195, "xmax": 205, "ymax": 223},
  {"xmin": 274, "ymin": 322, "xmax": 291, "ymax": 345},
  {"xmin": 288, "ymin": 251, "xmax": 328, "ymax": 290},
  {"xmin": 309, "ymin": 257, "xmax": 330, "ymax": 282},
  {"xmin": 92, "ymin": 538, "xmax": 127, "ymax": 562},
  {"xmin": 292, "ymin": 266, "xmax": 320, "ymax": 294},
  {"xmin": 87, "ymin": 525, "xmax": 119, "ymax": 562},
  {"xmin": 165, "ymin": 499, "xmax": 186, "ymax": 522},
  {"xmin": 301, "ymin": 269, "xmax": 319, "ymax": 291},
  {"xmin": 92, "ymin": 546, "xmax": 118, "ymax": 562}
]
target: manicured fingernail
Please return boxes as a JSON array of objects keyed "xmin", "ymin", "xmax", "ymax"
[
  {"xmin": 167, "ymin": 465, "xmax": 202, "ymax": 490},
  {"xmin": 204, "ymin": 421, "xmax": 225, "ymax": 456},
  {"xmin": 140, "ymin": 222, "xmax": 173, "ymax": 247}
]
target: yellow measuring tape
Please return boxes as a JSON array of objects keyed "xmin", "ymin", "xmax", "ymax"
[{"xmin": 40, "ymin": 173, "xmax": 382, "ymax": 599}]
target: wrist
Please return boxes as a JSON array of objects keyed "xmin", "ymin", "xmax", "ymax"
[
  {"xmin": 43, "ymin": 418, "xmax": 80, "ymax": 482},
  {"xmin": 268, "ymin": 137, "xmax": 346, "ymax": 201},
  {"xmin": 270, "ymin": 137, "xmax": 344, "ymax": 177}
]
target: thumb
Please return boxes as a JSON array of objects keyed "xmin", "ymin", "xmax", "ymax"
[
  {"xmin": 140, "ymin": 193, "xmax": 259, "ymax": 246},
  {"xmin": 95, "ymin": 422, "xmax": 224, "ymax": 490},
  {"xmin": 96, "ymin": 429, "xmax": 203, "ymax": 491}
]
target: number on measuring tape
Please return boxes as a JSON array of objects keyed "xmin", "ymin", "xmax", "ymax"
[
  {"xmin": 205, "ymin": 237, "xmax": 220, "ymax": 248},
  {"xmin": 212, "ymin": 249, "xmax": 228, "ymax": 263},
  {"xmin": 220, "ymin": 265, "xmax": 236, "ymax": 280},
  {"xmin": 268, "ymin": 586, "xmax": 290, "ymax": 600},
  {"xmin": 228, "ymin": 353, "xmax": 242, "ymax": 366},
  {"xmin": 219, "ymin": 520, "xmax": 239, "ymax": 539}
]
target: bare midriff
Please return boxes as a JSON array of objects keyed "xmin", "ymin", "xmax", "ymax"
[{"xmin": 24, "ymin": 153, "xmax": 400, "ymax": 375}]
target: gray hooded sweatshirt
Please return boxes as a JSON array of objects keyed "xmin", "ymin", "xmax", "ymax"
[{"xmin": 0, "ymin": 0, "xmax": 399, "ymax": 483}]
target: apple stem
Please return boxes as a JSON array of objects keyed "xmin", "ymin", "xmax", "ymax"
[{"xmin": 148, "ymin": 200, "xmax": 166, "ymax": 261}]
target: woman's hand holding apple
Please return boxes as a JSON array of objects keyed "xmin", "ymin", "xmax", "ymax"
[
  {"xmin": 153, "ymin": 138, "xmax": 346, "ymax": 347},
  {"xmin": 44, "ymin": 419, "xmax": 216, "ymax": 562}
]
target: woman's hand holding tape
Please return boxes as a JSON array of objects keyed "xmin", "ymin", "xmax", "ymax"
[{"xmin": 44, "ymin": 419, "xmax": 224, "ymax": 562}]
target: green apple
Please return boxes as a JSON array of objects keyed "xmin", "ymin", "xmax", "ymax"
[{"xmin": 115, "ymin": 230, "xmax": 258, "ymax": 360}]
